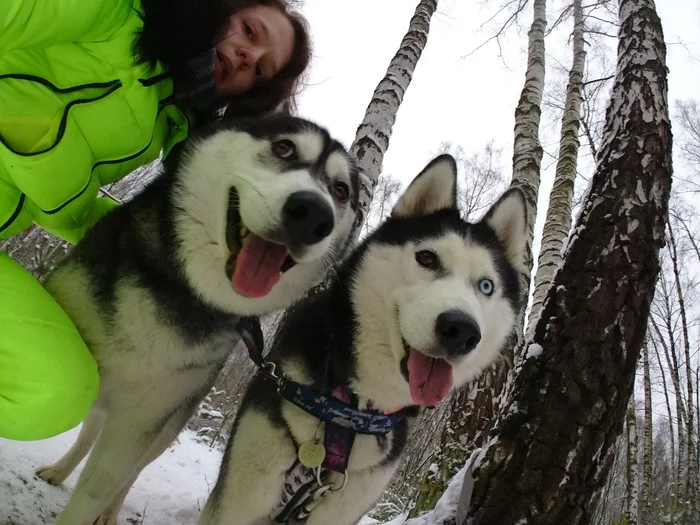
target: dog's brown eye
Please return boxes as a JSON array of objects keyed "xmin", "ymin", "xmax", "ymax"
[
  {"xmin": 272, "ymin": 139, "xmax": 295, "ymax": 159},
  {"xmin": 333, "ymin": 181, "xmax": 349, "ymax": 203},
  {"xmin": 415, "ymin": 250, "xmax": 439, "ymax": 270}
]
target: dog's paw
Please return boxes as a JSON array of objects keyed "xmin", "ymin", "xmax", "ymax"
[
  {"xmin": 35, "ymin": 464, "xmax": 68, "ymax": 485},
  {"xmin": 93, "ymin": 513, "xmax": 118, "ymax": 525}
]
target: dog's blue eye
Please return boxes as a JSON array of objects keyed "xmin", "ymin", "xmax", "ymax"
[{"xmin": 478, "ymin": 278, "xmax": 494, "ymax": 296}]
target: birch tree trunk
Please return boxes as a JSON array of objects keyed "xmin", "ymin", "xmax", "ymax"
[
  {"xmin": 411, "ymin": 0, "xmax": 549, "ymax": 514},
  {"xmin": 650, "ymin": 335, "xmax": 675, "ymax": 473},
  {"xmin": 510, "ymin": 0, "xmax": 548, "ymax": 287},
  {"xmin": 348, "ymin": 0, "xmax": 438, "ymax": 235},
  {"xmin": 652, "ymin": 292, "xmax": 688, "ymax": 492},
  {"xmin": 625, "ymin": 399, "xmax": 639, "ymax": 525},
  {"xmin": 666, "ymin": 221, "xmax": 697, "ymax": 522},
  {"xmin": 466, "ymin": 0, "xmax": 672, "ymax": 521},
  {"xmin": 641, "ymin": 343, "xmax": 653, "ymax": 525},
  {"xmin": 527, "ymin": 0, "xmax": 585, "ymax": 335}
]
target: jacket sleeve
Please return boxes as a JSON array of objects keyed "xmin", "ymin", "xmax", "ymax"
[
  {"xmin": 42, "ymin": 197, "xmax": 121, "ymax": 245},
  {"xmin": 0, "ymin": 0, "xmax": 135, "ymax": 54},
  {"xmin": 0, "ymin": 177, "xmax": 33, "ymax": 240},
  {"xmin": 0, "ymin": 253, "xmax": 99, "ymax": 440},
  {"xmin": 1, "ymin": 169, "xmax": 120, "ymax": 244}
]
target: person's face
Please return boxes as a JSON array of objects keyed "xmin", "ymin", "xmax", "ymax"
[{"xmin": 214, "ymin": 5, "xmax": 295, "ymax": 96}]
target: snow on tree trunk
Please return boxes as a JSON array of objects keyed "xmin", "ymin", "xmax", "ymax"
[
  {"xmin": 408, "ymin": 374, "xmax": 497, "ymax": 517},
  {"xmin": 348, "ymin": 0, "xmax": 438, "ymax": 236},
  {"xmin": 641, "ymin": 343, "xmax": 653, "ymax": 525},
  {"xmin": 527, "ymin": 0, "xmax": 584, "ymax": 336},
  {"xmin": 465, "ymin": 0, "xmax": 672, "ymax": 522},
  {"xmin": 625, "ymin": 399, "xmax": 639, "ymax": 525}
]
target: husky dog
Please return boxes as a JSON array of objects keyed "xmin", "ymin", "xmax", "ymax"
[
  {"xmin": 200, "ymin": 154, "xmax": 527, "ymax": 524},
  {"xmin": 35, "ymin": 114, "xmax": 360, "ymax": 525}
]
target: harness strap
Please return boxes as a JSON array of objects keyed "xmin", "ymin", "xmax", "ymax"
[
  {"xmin": 235, "ymin": 318, "xmax": 405, "ymax": 436},
  {"xmin": 272, "ymin": 460, "xmax": 319, "ymax": 522},
  {"xmin": 323, "ymin": 386, "xmax": 357, "ymax": 473},
  {"xmin": 236, "ymin": 316, "xmax": 265, "ymax": 366},
  {"xmin": 277, "ymin": 380, "xmax": 404, "ymax": 435},
  {"xmin": 235, "ymin": 316, "xmax": 406, "ymax": 521}
]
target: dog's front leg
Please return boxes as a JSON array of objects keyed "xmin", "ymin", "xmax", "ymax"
[
  {"xmin": 199, "ymin": 408, "xmax": 297, "ymax": 525},
  {"xmin": 54, "ymin": 411, "xmax": 164, "ymax": 525},
  {"xmin": 303, "ymin": 467, "xmax": 396, "ymax": 525},
  {"xmin": 36, "ymin": 407, "xmax": 105, "ymax": 485}
]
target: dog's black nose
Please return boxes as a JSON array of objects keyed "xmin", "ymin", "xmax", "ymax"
[
  {"xmin": 435, "ymin": 310, "xmax": 481, "ymax": 357},
  {"xmin": 283, "ymin": 191, "xmax": 335, "ymax": 246}
]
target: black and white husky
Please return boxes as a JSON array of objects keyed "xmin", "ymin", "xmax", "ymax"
[
  {"xmin": 200, "ymin": 154, "xmax": 527, "ymax": 524},
  {"xmin": 35, "ymin": 115, "xmax": 360, "ymax": 525}
]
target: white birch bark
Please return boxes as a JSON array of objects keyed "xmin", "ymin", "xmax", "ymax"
[
  {"xmin": 348, "ymin": 0, "xmax": 438, "ymax": 236},
  {"xmin": 527, "ymin": 0, "xmax": 584, "ymax": 337},
  {"xmin": 510, "ymin": 0, "xmax": 547, "ymax": 312}
]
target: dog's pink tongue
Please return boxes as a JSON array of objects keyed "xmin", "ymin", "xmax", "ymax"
[
  {"xmin": 407, "ymin": 350, "xmax": 453, "ymax": 407},
  {"xmin": 232, "ymin": 234, "xmax": 288, "ymax": 298}
]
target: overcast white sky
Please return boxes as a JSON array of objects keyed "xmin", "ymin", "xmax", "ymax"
[{"xmin": 294, "ymin": 0, "xmax": 700, "ymax": 226}]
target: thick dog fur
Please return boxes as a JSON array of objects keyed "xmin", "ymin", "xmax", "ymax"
[
  {"xmin": 201, "ymin": 155, "xmax": 528, "ymax": 524},
  {"xmin": 35, "ymin": 114, "xmax": 359, "ymax": 525}
]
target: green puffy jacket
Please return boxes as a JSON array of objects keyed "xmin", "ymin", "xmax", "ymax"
[{"xmin": 0, "ymin": 0, "xmax": 190, "ymax": 440}]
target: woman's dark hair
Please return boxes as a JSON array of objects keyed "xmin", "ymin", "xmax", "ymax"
[{"xmin": 136, "ymin": 0, "xmax": 311, "ymax": 120}]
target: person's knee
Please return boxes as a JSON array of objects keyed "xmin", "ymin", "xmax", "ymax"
[
  {"xmin": 0, "ymin": 252, "xmax": 99, "ymax": 440},
  {"xmin": 0, "ymin": 370, "xmax": 98, "ymax": 440}
]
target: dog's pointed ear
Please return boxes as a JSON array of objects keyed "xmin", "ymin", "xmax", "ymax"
[
  {"xmin": 392, "ymin": 155, "xmax": 458, "ymax": 218},
  {"xmin": 482, "ymin": 188, "xmax": 528, "ymax": 268}
]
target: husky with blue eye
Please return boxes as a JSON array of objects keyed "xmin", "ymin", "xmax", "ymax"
[
  {"xmin": 35, "ymin": 114, "xmax": 360, "ymax": 525},
  {"xmin": 200, "ymin": 154, "xmax": 528, "ymax": 525}
]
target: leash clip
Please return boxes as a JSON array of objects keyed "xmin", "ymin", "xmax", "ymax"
[
  {"xmin": 261, "ymin": 360, "xmax": 279, "ymax": 379},
  {"xmin": 259, "ymin": 359, "xmax": 289, "ymax": 393},
  {"xmin": 315, "ymin": 467, "xmax": 348, "ymax": 493},
  {"xmin": 295, "ymin": 469, "xmax": 348, "ymax": 518}
]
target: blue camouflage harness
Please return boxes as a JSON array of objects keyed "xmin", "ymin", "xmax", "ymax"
[{"xmin": 235, "ymin": 317, "xmax": 406, "ymax": 522}]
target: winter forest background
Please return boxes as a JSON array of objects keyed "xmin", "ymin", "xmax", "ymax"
[{"xmin": 1, "ymin": 0, "xmax": 699, "ymax": 524}]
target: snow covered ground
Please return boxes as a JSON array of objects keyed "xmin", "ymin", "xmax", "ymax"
[
  {"xmin": 1, "ymin": 426, "xmax": 463, "ymax": 525},
  {"xmin": 0, "ymin": 427, "xmax": 222, "ymax": 525}
]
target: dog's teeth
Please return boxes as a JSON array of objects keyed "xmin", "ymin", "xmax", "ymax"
[{"xmin": 240, "ymin": 226, "xmax": 249, "ymax": 239}]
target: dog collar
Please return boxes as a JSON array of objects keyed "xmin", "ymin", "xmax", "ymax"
[{"xmin": 236, "ymin": 317, "xmax": 405, "ymax": 436}]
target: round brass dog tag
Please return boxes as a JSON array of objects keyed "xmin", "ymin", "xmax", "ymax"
[{"xmin": 298, "ymin": 440, "xmax": 326, "ymax": 468}]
